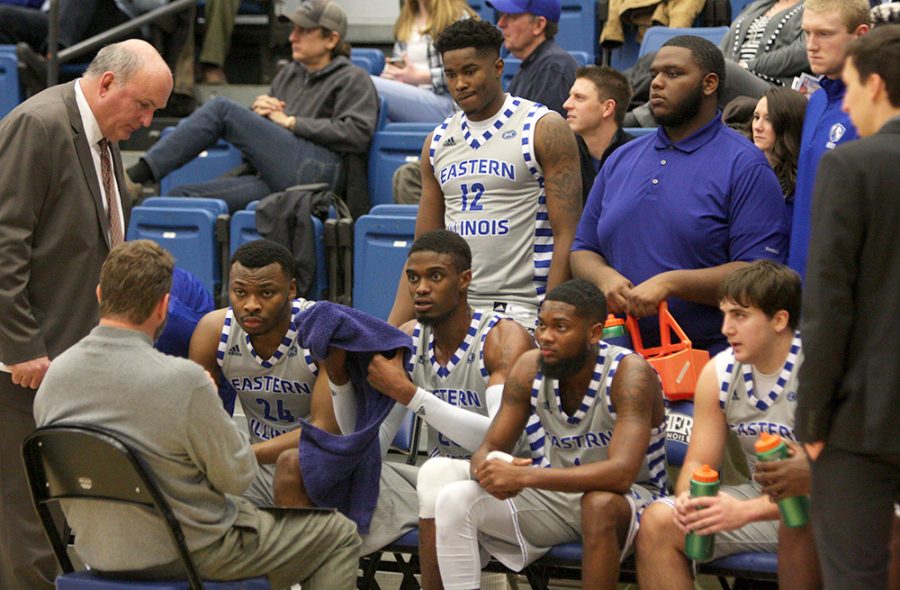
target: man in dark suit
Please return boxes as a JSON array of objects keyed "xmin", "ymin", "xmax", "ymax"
[
  {"xmin": 0, "ymin": 39, "xmax": 172, "ymax": 590},
  {"xmin": 796, "ymin": 24, "xmax": 900, "ymax": 590}
]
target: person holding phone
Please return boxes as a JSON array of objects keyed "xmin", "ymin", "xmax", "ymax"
[{"xmin": 373, "ymin": 0, "xmax": 476, "ymax": 122}]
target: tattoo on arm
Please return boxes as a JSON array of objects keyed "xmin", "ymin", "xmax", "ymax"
[
  {"xmin": 611, "ymin": 356, "xmax": 662, "ymax": 425},
  {"xmin": 537, "ymin": 116, "xmax": 582, "ymax": 217}
]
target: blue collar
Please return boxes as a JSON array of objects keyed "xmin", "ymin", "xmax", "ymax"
[
  {"xmin": 820, "ymin": 77, "xmax": 847, "ymax": 103},
  {"xmin": 654, "ymin": 111, "xmax": 724, "ymax": 154}
]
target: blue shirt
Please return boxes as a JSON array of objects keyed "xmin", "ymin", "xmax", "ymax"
[
  {"xmin": 788, "ymin": 77, "xmax": 858, "ymax": 279},
  {"xmin": 573, "ymin": 114, "xmax": 789, "ymax": 352},
  {"xmin": 155, "ymin": 268, "xmax": 214, "ymax": 359}
]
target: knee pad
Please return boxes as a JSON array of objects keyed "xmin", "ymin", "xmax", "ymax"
[
  {"xmin": 434, "ymin": 479, "xmax": 485, "ymax": 529},
  {"xmin": 417, "ymin": 457, "xmax": 473, "ymax": 519}
]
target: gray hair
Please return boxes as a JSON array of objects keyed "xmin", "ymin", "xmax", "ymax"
[{"xmin": 84, "ymin": 42, "xmax": 143, "ymax": 84}]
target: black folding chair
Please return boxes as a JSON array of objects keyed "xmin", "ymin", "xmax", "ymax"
[{"xmin": 21, "ymin": 424, "xmax": 269, "ymax": 590}]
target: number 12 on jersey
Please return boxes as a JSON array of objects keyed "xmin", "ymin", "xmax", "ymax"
[{"xmin": 460, "ymin": 183, "xmax": 485, "ymax": 212}]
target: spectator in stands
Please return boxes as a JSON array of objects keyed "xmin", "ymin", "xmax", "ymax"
[
  {"xmin": 6, "ymin": 0, "xmax": 196, "ymax": 113},
  {"xmin": 625, "ymin": 0, "xmax": 809, "ymax": 127},
  {"xmin": 750, "ymin": 87, "xmax": 807, "ymax": 198},
  {"xmin": 602, "ymin": 0, "xmax": 705, "ymax": 49},
  {"xmin": 488, "ymin": 0, "xmax": 577, "ymax": 116},
  {"xmin": 34, "ymin": 240, "xmax": 360, "ymax": 589},
  {"xmin": 637, "ymin": 260, "xmax": 821, "ymax": 590},
  {"xmin": 0, "ymin": 2, "xmax": 44, "ymax": 52},
  {"xmin": 428, "ymin": 279, "xmax": 667, "ymax": 590},
  {"xmin": 387, "ymin": 18, "xmax": 582, "ymax": 330},
  {"xmin": 787, "ymin": 0, "xmax": 869, "ymax": 278},
  {"xmin": 796, "ymin": 24, "xmax": 900, "ymax": 590},
  {"xmin": 871, "ymin": 1, "xmax": 900, "ymax": 25},
  {"xmin": 571, "ymin": 35, "xmax": 788, "ymax": 354},
  {"xmin": 563, "ymin": 66, "xmax": 634, "ymax": 203},
  {"xmin": 373, "ymin": 0, "xmax": 476, "ymax": 122},
  {"xmin": 199, "ymin": 0, "xmax": 240, "ymax": 85},
  {"xmin": 0, "ymin": 40, "xmax": 172, "ymax": 590},
  {"xmin": 127, "ymin": 0, "xmax": 378, "ymax": 216}
]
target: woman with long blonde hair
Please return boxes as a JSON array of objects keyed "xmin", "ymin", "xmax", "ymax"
[{"xmin": 371, "ymin": 0, "xmax": 476, "ymax": 122}]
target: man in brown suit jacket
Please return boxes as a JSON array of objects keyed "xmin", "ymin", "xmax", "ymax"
[{"xmin": 0, "ymin": 39, "xmax": 172, "ymax": 590}]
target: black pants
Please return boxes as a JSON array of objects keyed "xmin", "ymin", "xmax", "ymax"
[{"xmin": 811, "ymin": 445, "xmax": 900, "ymax": 590}]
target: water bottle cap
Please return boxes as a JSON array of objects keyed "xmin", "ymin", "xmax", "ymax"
[
  {"xmin": 754, "ymin": 432, "xmax": 784, "ymax": 453},
  {"xmin": 604, "ymin": 314, "xmax": 625, "ymax": 327},
  {"xmin": 692, "ymin": 464, "xmax": 719, "ymax": 482}
]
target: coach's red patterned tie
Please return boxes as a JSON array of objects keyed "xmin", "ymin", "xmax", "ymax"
[{"xmin": 99, "ymin": 138, "xmax": 123, "ymax": 248}]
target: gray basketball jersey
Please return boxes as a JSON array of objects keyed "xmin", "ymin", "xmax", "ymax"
[
  {"xmin": 217, "ymin": 299, "xmax": 318, "ymax": 444},
  {"xmin": 406, "ymin": 309, "xmax": 500, "ymax": 458},
  {"xmin": 524, "ymin": 343, "xmax": 668, "ymax": 497},
  {"xmin": 429, "ymin": 94, "xmax": 552, "ymax": 318},
  {"xmin": 717, "ymin": 332, "xmax": 803, "ymax": 469}
]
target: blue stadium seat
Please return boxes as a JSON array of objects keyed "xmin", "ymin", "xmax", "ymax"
[
  {"xmin": 608, "ymin": 27, "xmax": 642, "ymax": 72},
  {"xmin": 229, "ymin": 208, "xmax": 328, "ymax": 300},
  {"xmin": 352, "ymin": 47, "xmax": 386, "ymax": 75},
  {"xmin": 569, "ymin": 51, "xmax": 591, "ymax": 67},
  {"xmin": 367, "ymin": 126, "xmax": 432, "ymax": 206},
  {"xmin": 369, "ymin": 204, "xmax": 418, "ymax": 217},
  {"xmin": 389, "ymin": 411, "xmax": 422, "ymax": 466},
  {"xmin": 383, "ymin": 122, "xmax": 437, "ymax": 133},
  {"xmin": 141, "ymin": 196, "xmax": 229, "ymax": 216},
  {"xmin": 157, "ymin": 127, "xmax": 243, "ymax": 195},
  {"xmin": 0, "ymin": 45, "xmax": 22, "ymax": 120},
  {"xmin": 624, "ymin": 126, "xmax": 658, "ymax": 138},
  {"xmin": 502, "ymin": 57, "xmax": 521, "ymax": 91},
  {"xmin": 730, "ymin": 0, "xmax": 755, "ymax": 20},
  {"xmin": 557, "ymin": 0, "xmax": 597, "ymax": 62},
  {"xmin": 127, "ymin": 207, "xmax": 221, "ymax": 296},
  {"xmin": 639, "ymin": 26, "xmax": 730, "ymax": 57},
  {"xmin": 353, "ymin": 214, "xmax": 416, "ymax": 319},
  {"xmin": 229, "ymin": 210, "xmax": 260, "ymax": 253},
  {"xmin": 468, "ymin": 0, "xmax": 495, "ymax": 23}
]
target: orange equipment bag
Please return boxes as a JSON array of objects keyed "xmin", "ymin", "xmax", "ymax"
[{"xmin": 625, "ymin": 302, "xmax": 710, "ymax": 401}]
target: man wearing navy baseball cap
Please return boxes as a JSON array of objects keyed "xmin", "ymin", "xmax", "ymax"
[{"xmin": 486, "ymin": 0, "xmax": 577, "ymax": 115}]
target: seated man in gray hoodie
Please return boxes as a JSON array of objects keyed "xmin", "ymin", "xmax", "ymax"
[{"xmin": 127, "ymin": 0, "xmax": 378, "ymax": 214}]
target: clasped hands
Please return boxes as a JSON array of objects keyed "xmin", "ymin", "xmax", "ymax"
[
  {"xmin": 252, "ymin": 95, "xmax": 293, "ymax": 129},
  {"xmin": 604, "ymin": 273, "xmax": 672, "ymax": 318}
]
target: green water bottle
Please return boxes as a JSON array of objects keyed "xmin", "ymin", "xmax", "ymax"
[
  {"xmin": 602, "ymin": 315, "xmax": 632, "ymax": 348},
  {"xmin": 754, "ymin": 433, "xmax": 810, "ymax": 528},
  {"xmin": 684, "ymin": 464, "xmax": 719, "ymax": 561}
]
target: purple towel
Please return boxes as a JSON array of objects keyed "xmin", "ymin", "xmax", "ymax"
[{"xmin": 296, "ymin": 302, "xmax": 412, "ymax": 533}]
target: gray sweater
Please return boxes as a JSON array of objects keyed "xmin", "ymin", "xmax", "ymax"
[
  {"xmin": 720, "ymin": 0, "xmax": 809, "ymax": 86},
  {"xmin": 272, "ymin": 55, "xmax": 379, "ymax": 156},
  {"xmin": 34, "ymin": 325, "xmax": 257, "ymax": 571}
]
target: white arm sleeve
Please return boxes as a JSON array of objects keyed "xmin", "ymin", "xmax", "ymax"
[
  {"xmin": 328, "ymin": 378, "xmax": 357, "ymax": 434},
  {"xmin": 378, "ymin": 402, "xmax": 409, "ymax": 459},
  {"xmin": 330, "ymin": 378, "xmax": 407, "ymax": 460},
  {"xmin": 405, "ymin": 384, "xmax": 505, "ymax": 454}
]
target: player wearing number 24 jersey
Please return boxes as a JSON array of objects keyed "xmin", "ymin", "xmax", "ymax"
[{"xmin": 190, "ymin": 239, "xmax": 340, "ymax": 507}]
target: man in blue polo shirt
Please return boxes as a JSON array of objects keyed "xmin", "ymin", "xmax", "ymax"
[
  {"xmin": 787, "ymin": 0, "xmax": 869, "ymax": 279},
  {"xmin": 571, "ymin": 35, "xmax": 788, "ymax": 354}
]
